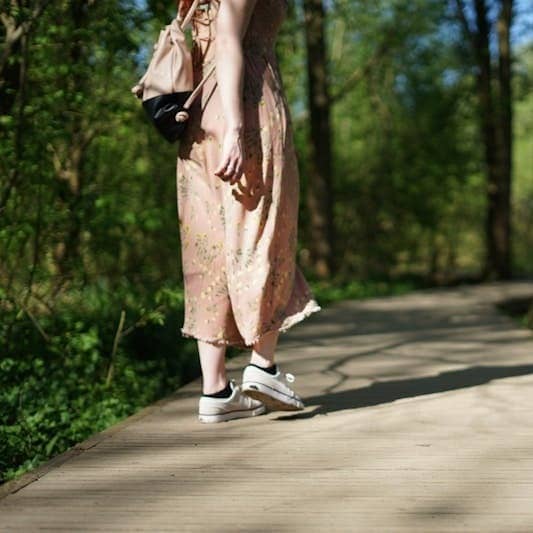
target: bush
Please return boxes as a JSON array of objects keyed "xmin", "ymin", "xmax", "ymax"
[{"xmin": 0, "ymin": 283, "xmax": 199, "ymax": 483}]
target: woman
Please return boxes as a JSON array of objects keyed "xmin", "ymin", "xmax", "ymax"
[{"xmin": 176, "ymin": 0, "xmax": 322, "ymax": 423}]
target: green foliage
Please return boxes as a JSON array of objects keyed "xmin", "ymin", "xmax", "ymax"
[
  {"xmin": 0, "ymin": 283, "xmax": 198, "ymax": 483},
  {"xmin": 513, "ymin": 44, "xmax": 533, "ymax": 274},
  {"xmin": 311, "ymin": 278, "xmax": 421, "ymax": 306},
  {"xmin": 320, "ymin": 0, "xmax": 485, "ymax": 278}
]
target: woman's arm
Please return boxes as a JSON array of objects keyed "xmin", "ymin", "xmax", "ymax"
[{"xmin": 213, "ymin": 0, "xmax": 257, "ymax": 183}]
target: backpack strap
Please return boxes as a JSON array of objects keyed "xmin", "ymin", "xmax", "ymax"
[
  {"xmin": 178, "ymin": 0, "xmax": 217, "ymax": 111},
  {"xmin": 179, "ymin": 0, "xmax": 204, "ymax": 30},
  {"xmin": 182, "ymin": 63, "xmax": 216, "ymax": 110}
]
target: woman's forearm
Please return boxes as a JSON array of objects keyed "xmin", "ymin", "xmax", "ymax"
[
  {"xmin": 215, "ymin": 35, "xmax": 245, "ymax": 132},
  {"xmin": 215, "ymin": 0, "xmax": 257, "ymax": 133}
]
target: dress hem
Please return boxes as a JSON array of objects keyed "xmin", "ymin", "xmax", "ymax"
[{"xmin": 180, "ymin": 298, "xmax": 322, "ymax": 349}]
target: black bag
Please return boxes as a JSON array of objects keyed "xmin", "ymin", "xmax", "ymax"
[{"xmin": 131, "ymin": 0, "xmax": 216, "ymax": 142}]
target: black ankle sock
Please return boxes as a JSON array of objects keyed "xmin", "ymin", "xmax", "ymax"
[
  {"xmin": 248, "ymin": 362, "xmax": 277, "ymax": 375},
  {"xmin": 203, "ymin": 381, "xmax": 233, "ymax": 398}
]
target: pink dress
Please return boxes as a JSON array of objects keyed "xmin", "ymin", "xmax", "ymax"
[{"xmin": 176, "ymin": 0, "xmax": 321, "ymax": 349}]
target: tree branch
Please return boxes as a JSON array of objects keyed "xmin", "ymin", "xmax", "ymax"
[
  {"xmin": 453, "ymin": 0, "xmax": 476, "ymax": 50},
  {"xmin": 0, "ymin": 0, "xmax": 52, "ymax": 74}
]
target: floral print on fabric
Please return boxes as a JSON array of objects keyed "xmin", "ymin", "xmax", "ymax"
[{"xmin": 176, "ymin": 0, "xmax": 321, "ymax": 349}]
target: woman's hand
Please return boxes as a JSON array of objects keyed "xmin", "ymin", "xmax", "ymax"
[{"xmin": 214, "ymin": 126, "xmax": 244, "ymax": 185}]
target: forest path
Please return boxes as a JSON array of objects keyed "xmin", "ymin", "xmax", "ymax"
[{"xmin": 2, "ymin": 281, "xmax": 533, "ymax": 532}]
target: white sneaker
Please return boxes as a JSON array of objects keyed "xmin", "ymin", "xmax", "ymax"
[
  {"xmin": 198, "ymin": 379, "xmax": 267, "ymax": 423},
  {"xmin": 241, "ymin": 364, "xmax": 305, "ymax": 411}
]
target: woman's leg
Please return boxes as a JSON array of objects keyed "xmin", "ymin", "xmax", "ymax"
[
  {"xmin": 249, "ymin": 329, "xmax": 280, "ymax": 367},
  {"xmin": 198, "ymin": 340, "xmax": 228, "ymax": 394}
]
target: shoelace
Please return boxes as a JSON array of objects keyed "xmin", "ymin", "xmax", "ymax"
[{"xmin": 284, "ymin": 372, "xmax": 295, "ymax": 383}]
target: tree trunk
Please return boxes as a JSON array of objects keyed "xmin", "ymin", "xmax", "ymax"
[
  {"xmin": 490, "ymin": 0, "xmax": 513, "ymax": 279},
  {"xmin": 52, "ymin": 1, "xmax": 92, "ymax": 280},
  {"xmin": 459, "ymin": 0, "xmax": 514, "ymax": 279},
  {"xmin": 302, "ymin": 0, "xmax": 335, "ymax": 279}
]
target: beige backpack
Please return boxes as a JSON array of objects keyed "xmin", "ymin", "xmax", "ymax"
[{"xmin": 131, "ymin": 0, "xmax": 216, "ymax": 142}]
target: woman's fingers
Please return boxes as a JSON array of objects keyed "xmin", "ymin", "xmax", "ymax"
[
  {"xmin": 215, "ymin": 165, "xmax": 232, "ymax": 181},
  {"xmin": 214, "ymin": 149, "xmax": 231, "ymax": 176},
  {"xmin": 226, "ymin": 159, "xmax": 242, "ymax": 180},
  {"xmin": 230, "ymin": 160, "xmax": 244, "ymax": 183},
  {"xmin": 216, "ymin": 155, "xmax": 242, "ymax": 182},
  {"xmin": 214, "ymin": 156, "xmax": 230, "ymax": 177},
  {"xmin": 223, "ymin": 160, "xmax": 236, "ymax": 178}
]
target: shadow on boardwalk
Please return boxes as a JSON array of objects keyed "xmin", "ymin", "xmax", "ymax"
[
  {"xmin": 275, "ymin": 281, "xmax": 533, "ymax": 420},
  {"xmin": 280, "ymin": 363, "xmax": 533, "ymax": 420}
]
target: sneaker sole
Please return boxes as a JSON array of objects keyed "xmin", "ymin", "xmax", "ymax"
[
  {"xmin": 241, "ymin": 381, "xmax": 304, "ymax": 411},
  {"xmin": 198, "ymin": 404, "xmax": 267, "ymax": 423}
]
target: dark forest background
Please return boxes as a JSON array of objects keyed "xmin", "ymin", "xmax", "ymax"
[{"xmin": 1, "ymin": 0, "xmax": 532, "ymax": 482}]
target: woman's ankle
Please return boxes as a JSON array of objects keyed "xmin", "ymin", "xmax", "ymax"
[
  {"xmin": 249, "ymin": 353, "xmax": 275, "ymax": 368},
  {"xmin": 251, "ymin": 330, "xmax": 279, "ymax": 367},
  {"xmin": 202, "ymin": 376, "xmax": 228, "ymax": 395}
]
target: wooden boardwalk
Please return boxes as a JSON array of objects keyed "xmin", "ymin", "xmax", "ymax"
[{"xmin": 2, "ymin": 281, "xmax": 533, "ymax": 532}]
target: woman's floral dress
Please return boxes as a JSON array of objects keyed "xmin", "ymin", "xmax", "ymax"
[{"xmin": 176, "ymin": 0, "xmax": 321, "ymax": 349}]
